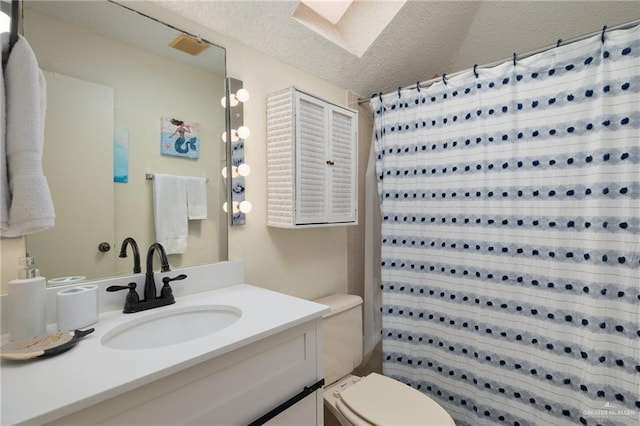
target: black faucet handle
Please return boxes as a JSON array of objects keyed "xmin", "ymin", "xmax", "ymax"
[
  {"xmin": 162, "ymin": 274, "xmax": 187, "ymax": 285},
  {"xmin": 106, "ymin": 282, "xmax": 137, "ymax": 292},
  {"xmin": 160, "ymin": 274, "xmax": 186, "ymax": 300},
  {"xmin": 106, "ymin": 282, "xmax": 140, "ymax": 313}
]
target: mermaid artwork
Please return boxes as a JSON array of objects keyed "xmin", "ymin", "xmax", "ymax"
[
  {"xmin": 160, "ymin": 116, "xmax": 199, "ymax": 159},
  {"xmin": 170, "ymin": 119, "xmax": 197, "ymax": 154}
]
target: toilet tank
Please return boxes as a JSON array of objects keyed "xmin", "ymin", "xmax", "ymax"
[{"xmin": 314, "ymin": 294, "xmax": 363, "ymax": 386}]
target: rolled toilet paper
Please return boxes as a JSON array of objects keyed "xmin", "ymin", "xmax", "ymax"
[{"xmin": 56, "ymin": 285, "xmax": 99, "ymax": 331}]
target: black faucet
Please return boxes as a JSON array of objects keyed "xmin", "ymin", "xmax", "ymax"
[
  {"xmin": 119, "ymin": 237, "xmax": 141, "ymax": 274},
  {"xmin": 106, "ymin": 242, "xmax": 187, "ymax": 313},
  {"xmin": 144, "ymin": 242, "xmax": 171, "ymax": 301}
]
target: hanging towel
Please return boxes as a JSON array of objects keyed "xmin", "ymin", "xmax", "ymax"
[
  {"xmin": 1, "ymin": 34, "xmax": 55, "ymax": 237},
  {"xmin": 152, "ymin": 173, "xmax": 188, "ymax": 254},
  {"xmin": 186, "ymin": 177, "xmax": 207, "ymax": 220}
]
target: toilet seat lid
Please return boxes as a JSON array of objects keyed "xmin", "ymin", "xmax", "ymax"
[{"xmin": 337, "ymin": 373, "xmax": 455, "ymax": 426}]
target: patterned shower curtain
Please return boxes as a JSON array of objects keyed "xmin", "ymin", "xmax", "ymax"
[{"xmin": 372, "ymin": 25, "xmax": 638, "ymax": 426}]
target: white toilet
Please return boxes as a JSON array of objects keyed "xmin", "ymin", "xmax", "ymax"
[{"xmin": 315, "ymin": 294, "xmax": 455, "ymax": 426}]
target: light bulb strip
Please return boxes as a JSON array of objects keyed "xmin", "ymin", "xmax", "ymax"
[{"xmin": 225, "ymin": 78, "xmax": 251, "ymax": 225}]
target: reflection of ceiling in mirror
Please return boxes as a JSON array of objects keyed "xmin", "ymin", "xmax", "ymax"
[{"xmin": 24, "ymin": 0, "xmax": 225, "ymax": 76}]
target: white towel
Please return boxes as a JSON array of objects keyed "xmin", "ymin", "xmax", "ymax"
[
  {"xmin": 186, "ymin": 177, "xmax": 207, "ymax": 220},
  {"xmin": 152, "ymin": 174, "xmax": 188, "ymax": 254},
  {"xmin": 1, "ymin": 34, "xmax": 55, "ymax": 237}
]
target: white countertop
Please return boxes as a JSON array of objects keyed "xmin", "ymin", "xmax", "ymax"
[{"xmin": 1, "ymin": 284, "xmax": 329, "ymax": 425}]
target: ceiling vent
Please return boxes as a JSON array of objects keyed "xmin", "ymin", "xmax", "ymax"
[{"xmin": 169, "ymin": 34, "xmax": 209, "ymax": 56}]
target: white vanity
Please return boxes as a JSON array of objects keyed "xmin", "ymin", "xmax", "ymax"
[{"xmin": 1, "ymin": 261, "xmax": 329, "ymax": 425}]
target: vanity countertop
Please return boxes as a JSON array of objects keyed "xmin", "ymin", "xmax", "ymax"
[{"xmin": 1, "ymin": 284, "xmax": 329, "ymax": 425}]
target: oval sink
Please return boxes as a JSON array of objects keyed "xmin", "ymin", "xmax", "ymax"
[{"xmin": 101, "ymin": 305, "xmax": 242, "ymax": 350}]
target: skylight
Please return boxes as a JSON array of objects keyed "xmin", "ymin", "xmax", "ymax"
[
  {"xmin": 293, "ymin": 0, "xmax": 405, "ymax": 58},
  {"xmin": 301, "ymin": 0, "xmax": 353, "ymax": 25}
]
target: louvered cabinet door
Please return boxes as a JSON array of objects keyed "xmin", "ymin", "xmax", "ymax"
[
  {"xmin": 295, "ymin": 93, "xmax": 329, "ymax": 224},
  {"xmin": 328, "ymin": 107, "xmax": 357, "ymax": 223}
]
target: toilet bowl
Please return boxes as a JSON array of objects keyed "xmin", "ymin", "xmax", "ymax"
[{"xmin": 315, "ymin": 294, "xmax": 455, "ymax": 426}]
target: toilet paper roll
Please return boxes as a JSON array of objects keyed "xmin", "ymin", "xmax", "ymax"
[{"xmin": 56, "ymin": 285, "xmax": 99, "ymax": 331}]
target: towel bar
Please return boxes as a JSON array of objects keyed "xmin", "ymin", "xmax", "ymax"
[{"xmin": 145, "ymin": 173, "xmax": 208, "ymax": 183}]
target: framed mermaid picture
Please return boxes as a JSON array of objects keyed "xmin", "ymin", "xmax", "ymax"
[{"xmin": 161, "ymin": 116, "xmax": 200, "ymax": 159}]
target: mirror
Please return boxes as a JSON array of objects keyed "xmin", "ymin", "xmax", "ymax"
[{"xmin": 21, "ymin": 0, "xmax": 228, "ymax": 282}]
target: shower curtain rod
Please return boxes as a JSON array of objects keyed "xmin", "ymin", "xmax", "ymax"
[{"xmin": 358, "ymin": 17, "xmax": 640, "ymax": 105}]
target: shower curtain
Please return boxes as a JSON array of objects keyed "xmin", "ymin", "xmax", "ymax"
[{"xmin": 371, "ymin": 25, "xmax": 638, "ymax": 426}]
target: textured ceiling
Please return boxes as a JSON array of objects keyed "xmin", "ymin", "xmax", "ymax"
[{"xmin": 154, "ymin": 1, "xmax": 639, "ymax": 98}]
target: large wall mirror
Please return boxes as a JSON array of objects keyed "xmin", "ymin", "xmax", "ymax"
[{"xmin": 21, "ymin": 0, "xmax": 228, "ymax": 283}]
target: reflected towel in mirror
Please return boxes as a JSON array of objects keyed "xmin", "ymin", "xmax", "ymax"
[
  {"xmin": 186, "ymin": 176, "xmax": 207, "ymax": 220},
  {"xmin": 152, "ymin": 173, "xmax": 187, "ymax": 254}
]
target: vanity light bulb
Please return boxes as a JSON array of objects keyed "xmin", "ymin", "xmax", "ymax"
[
  {"xmin": 223, "ymin": 201, "xmax": 240, "ymax": 213},
  {"xmin": 237, "ymin": 163, "xmax": 251, "ymax": 177},
  {"xmin": 237, "ymin": 126, "xmax": 251, "ymax": 139},
  {"xmin": 221, "ymin": 167, "xmax": 228, "ymax": 179},
  {"xmin": 236, "ymin": 88, "xmax": 250, "ymax": 103},
  {"xmin": 239, "ymin": 201, "xmax": 252, "ymax": 214},
  {"xmin": 220, "ymin": 95, "xmax": 239, "ymax": 108},
  {"xmin": 221, "ymin": 131, "xmax": 227, "ymax": 143}
]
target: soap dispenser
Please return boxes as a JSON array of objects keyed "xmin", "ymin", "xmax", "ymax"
[{"xmin": 7, "ymin": 256, "xmax": 47, "ymax": 341}]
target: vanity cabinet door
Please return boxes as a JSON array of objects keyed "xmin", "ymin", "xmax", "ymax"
[{"xmin": 184, "ymin": 321, "xmax": 322, "ymax": 425}]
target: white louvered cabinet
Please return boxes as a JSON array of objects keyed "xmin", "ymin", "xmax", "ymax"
[{"xmin": 267, "ymin": 87, "xmax": 357, "ymax": 228}]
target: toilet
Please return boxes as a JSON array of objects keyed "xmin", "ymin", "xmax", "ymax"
[{"xmin": 315, "ymin": 294, "xmax": 455, "ymax": 426}]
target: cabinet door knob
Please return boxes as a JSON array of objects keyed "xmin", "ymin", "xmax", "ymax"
[
  {"xmin": 326, "ymin": 160, "xmax": 335, "ymax": 166},
  {"xmin": 98, "ymin": 242, "xmax": 111, "ymax": 252}
]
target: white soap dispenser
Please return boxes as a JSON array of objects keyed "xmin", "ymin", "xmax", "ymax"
[{"xmin": 7, "ymin": 256, "xmax": 47, "ymax": 341}]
